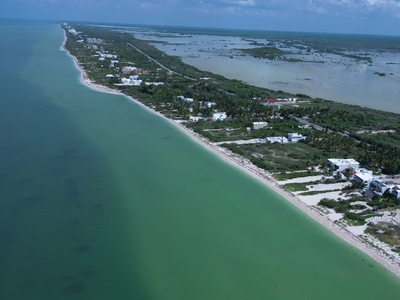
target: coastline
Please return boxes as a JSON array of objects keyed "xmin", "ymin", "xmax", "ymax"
[{"xmin": 61, "ymin": 32, "xmax": 400, "ymax": 279}]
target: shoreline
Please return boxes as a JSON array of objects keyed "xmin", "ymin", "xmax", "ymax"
[{"xmin": 61, "ymin": 31, "xmax": 400, "ymax": 279}]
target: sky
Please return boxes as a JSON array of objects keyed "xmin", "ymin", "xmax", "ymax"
[{"xmin": 1, "ymin": 0, "xmax": 400, "ymax": 35}]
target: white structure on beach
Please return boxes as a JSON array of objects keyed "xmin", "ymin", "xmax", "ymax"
[
  {"xmin": 352, "ymin": 169, "xmax": 373, "ymax": 185},
  {"xmin": 369, "ymin": 180, "xmax": 390, "ymax": 196},
  {"xmin": 117, "ymin": 77, "xmax": 143, "ymax": 86},
  {"xmin": 212, "ymin": 112, "xmax": 227, "ymax": 121},
  {"xmin": 288, "ymin": 133, "xmax": 305, "ymax": 142},
  {"xmin": 189, "ymin": 116, "xmax": 204, "ymax": 122},
  {"xmin": 327, "ymin": 158, "xmax": 360, "ymax": 172},
  {"xmin": 253, "ymin": 122, "xmax": 268, "ymax": 130},
  {"xmin": 391, "ymin": 186, "xmax": 400, "ymax": 198}
]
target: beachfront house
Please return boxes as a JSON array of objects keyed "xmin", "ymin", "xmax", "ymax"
[
  {"xmin": 253, "ymin": 122, "xmax": 268, "ymax": 130},
  {"xmin": 369, "ymin": 180, "xmax": 390, "ymax": 196},
  {"xmin": 391, "ymin": 186, "xmax": 400, "ymax": 199},
  {"xmin": 327, "ymin": 158, "xmax": 360, "ymax": 173},
  {"xmin": 117, "ymin": 77, "xmax": 142, "ymax": 86},
  {"xmin": 287, "ymin": 133, "xmax": 305, "ymax": 143},
  {"xmin": 189, "ymin": 116, "xmax": 204, "ymax": 122},
  {"xmin": 352, "ymin": 169, "xmax": 374, "ymax": 185},
  {"xmin": 212, "ymin": 112, "xmax": 227, "ymax": 121}
]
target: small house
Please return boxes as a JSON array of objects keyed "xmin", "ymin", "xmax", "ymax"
[
  {"xmin": 391, "ymin": 186, "xmax": 400, "ymax": 199},
  {"xmin": 253, "ymin": 122, "xmax": 268, "ymax": 130},
  {"xmin": 287, "ymin": 133, "xmax": 305, "ymax": 143},
  {"xmin": 212, "ymin": 112, "xmax": 227, "ymax": 121},
  {"xmin": 352, "ymin": 170, "xmax": 373, "ymax": 185}
]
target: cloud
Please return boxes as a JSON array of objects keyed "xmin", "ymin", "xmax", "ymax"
[
  {"xmin": 2, "ymin": 0, "xmax": 399, "ymax": 34},
  {"xmin": 28, "ymin": 0, "xmax": 400, "ymax": 16}
]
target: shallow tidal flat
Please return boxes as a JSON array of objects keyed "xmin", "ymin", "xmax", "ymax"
[
  {"xmin": 2, "ymin": 21, "xmax": 400, "ymax": 299},
  {"xmin": 134, "ymin": 29, "xmax": 400, "ymax": 113}
]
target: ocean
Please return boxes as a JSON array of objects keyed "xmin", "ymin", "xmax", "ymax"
[{"xmin": 1, "ymin": 19, "xmax": 400, "ymax": 299}]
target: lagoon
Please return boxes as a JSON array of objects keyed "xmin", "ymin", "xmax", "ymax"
[{"xmin": 131, "ymin": 27, "xmax": 400, "ymax": 113}]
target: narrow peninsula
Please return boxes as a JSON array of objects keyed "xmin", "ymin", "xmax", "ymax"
[{"xmin": 62, "ymin": 22, "xmax": 400, "ymax": 278}]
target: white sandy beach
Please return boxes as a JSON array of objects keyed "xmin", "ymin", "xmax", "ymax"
[{"xmin": 61, "ymin": 34, "xmax": 400, "ymax": 280}]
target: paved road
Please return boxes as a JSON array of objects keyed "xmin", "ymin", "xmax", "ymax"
[
  {"xmin": 126, "ymin": 42, "xmax": 235, "ymax": 95},
  {"xmin": 126, "ymin": 43, "xmax": 195, "ymax": 80}
]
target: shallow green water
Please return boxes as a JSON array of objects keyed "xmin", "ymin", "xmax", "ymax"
[{"xmin": 1, "ymin": 20, "xmax": 400, "ymax": 299}]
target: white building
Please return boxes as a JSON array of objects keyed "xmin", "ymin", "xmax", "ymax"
[
  {"xmin": 327, "ymin": 158, "xmax": 360, "ymax": 172},
  {"xmin": 99, "ymin": 52, "xmax": 117, "ymax": 59},
  {"xmin": 391, "ymin": 186, "xmax": 400, "ymax": 199},
  {"xmin": 253, "ymin": 122, "xmax": 268, "ymax": 130},
  {"xmin": 109, "ymin": 60, "xmax": 119, "ymax": 68},
  {"xmin": 117, "ymin": 77, "xmax": 143, "ymax": 86},
  {"xmin": 145, "ymin": 82, "xmax": 164, "ymax": 86},
  {"xmin": 352, "ymin": 169, "xmax": 373, "ymax": 185},
  {"xmin": 122, "ymin": 66, "xmax": 137, "ymax": 73},
  {"xmin": 189, "ymin": 116, "xmax": 204, "ymax": 122},
  {"xmin": 87, "ymin": 38, "xmax": 104, "ymax": 44},
  {"xmin": 369, "ymin": 180, "xmax": 390, "ymax": 196},
  {"xmin": 177, "ymin": 95, "xmax": 194, "ymax": 103},
  {"xmin": 266, "ymin": 137, "xmax": 289, "ymax": 143},
  {"xmin": 287, "ymin": 133, "xmax": 305, "ymax": 142},
  {"xmin": 105, "ymin": 74, "xmax": 114, "ymax": 78},
  {"xmin": 204, "ymin": 101, "xmax": 216, "ymax": 108},
  {"xmin": 212, "ymin": 112, "xmax": 227, "ymax": 121}
]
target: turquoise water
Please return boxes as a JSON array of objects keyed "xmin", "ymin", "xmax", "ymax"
[{"xmin": 1, "ymin": 20, "xmax": 400, "ymax": 299}]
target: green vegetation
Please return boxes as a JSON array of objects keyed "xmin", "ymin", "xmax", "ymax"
[
  {"xmin": 331, "ymin": 51, "xmax": 372, "ymax": 63},
  {"xmin": 366, "ymin": 224, "xmax": 400, "ymax": 249},
  {"xmin": 239, "ymin": 47, "xmax": 284, "ymax": 60},
  {"xmin": 273, "ymin": 171, "xmax": 322, "ymax": 181},
  {"xmin": 282, "ymin": 182, "xmax": 310, "ymax": 192},
  {"xmin": 318, "ymin": 198, "xmax": 377, "ymax": 225},
  {"xmin": 63, "ymin": 23, "xmax": 400, "ymax": 175},
  {"xmin": 298, "ymin": 189, "xmax": 341, "ymax": 196}
]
